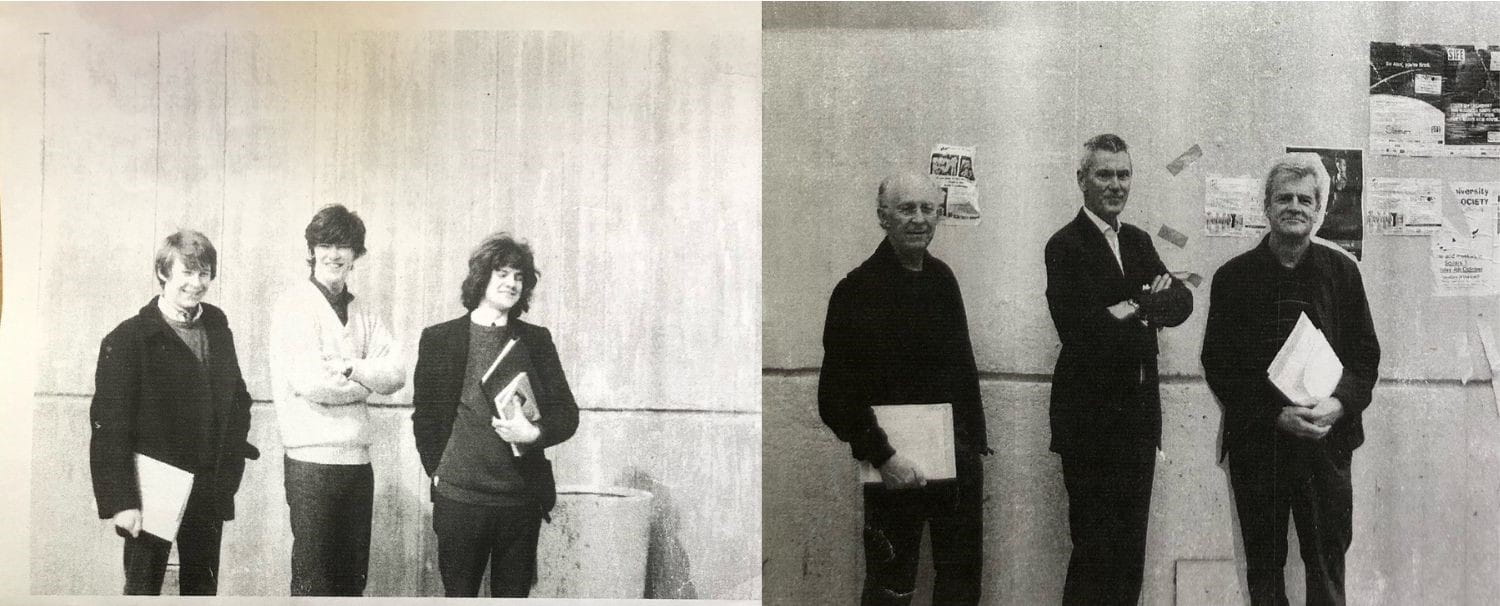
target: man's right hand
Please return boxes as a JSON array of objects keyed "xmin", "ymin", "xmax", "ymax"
[
  {"xmin": 878, "ymin": 453, "xmax": 926, "ymax": 490},
  {"xmin": 1275, "ymin": 406, "xmax": 1330, "ymax": 440},
  {"xmin": 111, "ymin": 508, "xmax": 142, "ymax": 539},
  {"xmin": 1106, "ymin": 300, "xmax": 1139, "ymax": 322}
]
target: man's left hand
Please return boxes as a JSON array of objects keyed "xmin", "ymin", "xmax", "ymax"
[{"xmin": 491, "ymin": 415, "xmax": 540, "ymax": 445}]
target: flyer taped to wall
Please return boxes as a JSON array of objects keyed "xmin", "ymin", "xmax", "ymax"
[{"xmin": 929, "ymin": 144, "xmax": 981, "ymax": 225}]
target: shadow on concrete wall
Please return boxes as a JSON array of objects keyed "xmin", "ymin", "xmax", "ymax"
[{"xmin": 622, "ymin": 467, "xmax": 697, "ymax": 599}]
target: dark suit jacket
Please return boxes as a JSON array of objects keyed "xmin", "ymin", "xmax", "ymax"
[
  {"xmin": 89, "ymin": 298, "xmax": 258, "ymax": 522},
  {"xmin": 1044, "ymin": 209, "xmax": 1192, "ymax": 456},
  {"xmin": 411, "ymin": 316, "xmax": 579, "ymax": 516}
]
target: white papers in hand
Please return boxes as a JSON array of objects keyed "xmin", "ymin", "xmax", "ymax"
[
  {"xmin": 1268, "ymin": 312, "xmax": 1344, "ymax": 407},
  {"xmin": 134, "ymin": 453, "xmax": 194, "ymax": 542},
  {"xmin": 859, "ymin": 403, "xmax": 957, "ymax": 484},
  {"xmin": 493, "ymin": 372, "xmax": 538, "ymax": 456}
]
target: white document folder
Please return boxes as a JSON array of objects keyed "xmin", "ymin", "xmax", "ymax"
[
  {"xmin": 1267, "ymin": 312, "xmax": 1345, "ymax": 406},
  {"xmin": 859, "ymin": 403, "xmax": 957, "ymax": 484},
  {"xmin": 134, "ymin": 453, "xmax": 194, "ymax": 542}
]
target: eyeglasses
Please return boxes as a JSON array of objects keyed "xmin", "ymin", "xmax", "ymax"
[{"xmin": 886, "ymin": 203, "xmax": 943, "ymax": 219}]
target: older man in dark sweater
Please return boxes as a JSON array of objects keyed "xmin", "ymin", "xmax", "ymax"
[
  {"xmin": 818, "ymin": 172, "xmax": 988, "ymax": 606},
  {"xmin": 1202, "ymin": 153, "xmax": 1380, "ymax": 606}
]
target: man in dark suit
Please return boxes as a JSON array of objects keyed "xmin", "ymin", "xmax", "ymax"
[
  {"xmin": 1202, "ymin": 154, "xmax": 1380, "ymax": 605},
  {"xmin": 89, "ymin": 229, "xmax": 258, "ymax": 595},
  {"xmin": 1044, "ymin": 134, "xmax": 1193, "ymax": 605}
]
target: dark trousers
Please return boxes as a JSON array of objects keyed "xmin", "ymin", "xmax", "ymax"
[
  {"xmin": 1059, "ymin": 447, "xmax": 1155, "ymax": 606},
  {"xmin": 283, "ymin": 457, "xmax": 374, "ymax": 597},
  {"xmin": 122, "ymin": 479, "xmax": 224, "ymax": 595},
  {"xmin": 1228, "ymin": 441, "xmax": 1353, "ymax": 606},
  {"xmin": 432, "ymin": 492, "xmax": 542, "ymax": 597},
  {"xmin": 860, "ymin": 453, "xmax": 983, "ymax": 606}
]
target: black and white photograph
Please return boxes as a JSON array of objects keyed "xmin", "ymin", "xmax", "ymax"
[
  {"xmin": 763, "ymin": 3, "xmax": 1500, "ymax": 605},
  {"xmin": 0, "ymin": 2, "xmax": 760, "ymax": 601}
]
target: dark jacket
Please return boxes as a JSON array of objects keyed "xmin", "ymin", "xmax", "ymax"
[
  {"xmin": 411, "ymin": 316, "xmax": 579, "ymax": 517},
  {"xmin": 1044, "ymin": 209, "xmax": 1193, "ymax": 456},
  {"xmin": 89, "ymin": 298, "xmax": 258, "ymax": 522},
  {"xmin": 1201, "ymin": 237, "xmax": 1381, "ymax": 458},
  {"xmin": 818, "ymin": 239, "xmax": 987, "ymax": 468}
]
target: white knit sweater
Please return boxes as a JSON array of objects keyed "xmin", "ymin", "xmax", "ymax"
[{"xmin": 270, "ymin": 279, "xmax": 405, "ymax": 464}]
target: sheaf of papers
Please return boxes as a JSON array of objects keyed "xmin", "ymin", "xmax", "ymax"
[
  {"xmin": 1268, "ymin": 313, "xmax": 1345, "ymax": 407},
  {"xmin": 1368, "ymin": 178, "xmax": 1444, "ymax": 235},
  {"xmin": 859, "ymin": 403, "xmax": 956, "ymax": 484},
  {"xmin": 1204, "ymin": 175, "xmax": 1266, "ymax": 237},
  {"xmin": 134, "ymin": 453, "xmax": 194, "ymax": 542},
  {"xmin": 929, "ymin": 144, "xmax": 981, "ymax": 226}
]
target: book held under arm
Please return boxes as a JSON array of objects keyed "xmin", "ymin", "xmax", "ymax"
[
  {"xmin": 134, "ymin": 453, "xmax": 194, "ymax": 542},
  {"xmin": 493, "ymin": 371, "xmax": 541, "ymax": 456},
  {"xmin": 859, "ymin": 403, "xmax": 957, "ymax": 484},
  {"xmin": 1268, "ymin": 312, "xmax": 1345, "ymax": 407}
]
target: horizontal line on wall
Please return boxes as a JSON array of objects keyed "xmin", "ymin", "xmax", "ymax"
[
  {"xmin": 32, "ymin": 393, "xmax": 759, "ymax": 415},
  {"xmin": 762, "ymin": 368, "xmax": 1494, "ymax": 387}
]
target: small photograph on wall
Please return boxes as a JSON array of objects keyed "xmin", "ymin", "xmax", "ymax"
[{"xmin": 2, "ymin": 3, "xmax": 760, "ymax": 601}]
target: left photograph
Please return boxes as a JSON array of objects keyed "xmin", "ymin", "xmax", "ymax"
[{"xmin": 2, "ymin": 3, "xmax": 760, "ymax": 600}]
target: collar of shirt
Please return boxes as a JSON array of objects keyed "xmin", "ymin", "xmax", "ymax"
[
  {"xmin": 1080, "ymin": 206, "xmax": 1123, "ymax": 270},
  {"xmin": 468, "ymin": 307, "xmax": 509, "ymax": 327},
  {"xmin": 156, "ymin": 296, "xmax": 203, "ymax": 324},
  {"xmin": 309, "ymin": 276, "xmax": 355, "ymax": 308}
]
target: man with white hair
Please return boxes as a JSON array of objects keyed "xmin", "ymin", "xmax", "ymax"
[
  {"xmin": 818, "ymin": 172, "xmax": 989, "ymax": 605},
  {"xmin": 1201, "ymin": 153, "xmax": 1381, "ymax": 605}
]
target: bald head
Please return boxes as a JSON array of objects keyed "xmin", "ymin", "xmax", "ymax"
[
  {"xmin": 877, "ymin": 173, "xmax": 945, "ymax": 209},
  {"xmin": 875, "ymin": 172, "xmax": 944, "ymax": 266}
]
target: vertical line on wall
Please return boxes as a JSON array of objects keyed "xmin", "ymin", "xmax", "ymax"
[
  {"xmin": 492, "ymin": 31, "xmax": 500, "ymax": 217},
  {"xmin": 312, "ymin": 31, "xmax": 319, "ymax": 214},
  {"xmin": 220, "ymin": 31, "xmax": 228, "ymax": 247},
  {"xmin": 37, "ymin": 33, "xmax": 47, "ymax": 306},
  {"xmin": 154, "ymin": 33, "xmax": 161, "ymax": 240}
]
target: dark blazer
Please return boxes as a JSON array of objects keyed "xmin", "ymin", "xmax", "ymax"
[
  {"xmin": 411, "ymin": 316, "xmax": 579, "ymax": 516},
  {"xmin": 1044, "ymin": 209, "xmax": 1193, "ymax": 456},
  {"xmin": 89, "ymin": 298, "xmax": 258, "ymax": 522},
  {"xmin": 1201, "ymin": 237, "xmax": 1381, "ymax": 458}
]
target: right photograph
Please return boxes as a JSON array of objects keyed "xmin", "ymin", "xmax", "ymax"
[{"xmin": 763, "ymin": 3, "xmax": 1500, "ymax": 605}]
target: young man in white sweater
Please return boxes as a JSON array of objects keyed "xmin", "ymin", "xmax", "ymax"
[{"xmin": 270, "ymin": 204, "xmax": 405, "ymax": 596}]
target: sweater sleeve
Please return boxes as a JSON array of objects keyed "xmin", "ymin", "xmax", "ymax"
[
  {"xmin": 350, "ymin": 312, "xmax": 406, "ymax": 396},
  {"xmin": 270, "ymin": 292, "xmax": 371, "ymax": 406},
  {"xmin": 817, "ymin": 279, "xmax": 896, "ymax": 467}
]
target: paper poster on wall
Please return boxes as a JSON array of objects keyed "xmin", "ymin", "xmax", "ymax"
[
  {"xmin": 1367, "ymin": 178, "xmax": 1444, "ymax": 235},
  {"xmin": 1370, "ymin": 42, "xmax": 1500, "ymax": 157},
  {"xmin": 1203, "ymin": 175, "xmax": 1265, "ymax": 237},
  {"xmin": 929, "ymin": 144, "xmax": 980, "ymax": 225},
  {"xmin": 1287, "ymin": 146, "xmax": 1364, "ymax": 260}
]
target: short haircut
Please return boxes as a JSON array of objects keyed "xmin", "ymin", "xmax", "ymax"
[
  {"xmin": 461, "ymin": 232, "xmax": 540, "ymax": 316},
  {"xmin": 1262, "ymin": 153, "xmax": 1330, "ymax": 210},
  {"xmin": 303, "ymin": 204, "xmax": 367, "ymax": 265},
  {"xmin": 154, "ymin": 229, "xmax": 218, "ymax": 286},
  {"xmin": 1078, "ymin": 133, "xmax": 1129, "ymax": 173}
]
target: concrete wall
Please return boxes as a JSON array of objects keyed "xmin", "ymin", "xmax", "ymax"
[
  {"xmin": 763, "ymin": 3, "xmax": 1500, "ymax": 604},
  {"xmin": 4, "ymin": 9, "xmax": 760, "ymax": 599}
]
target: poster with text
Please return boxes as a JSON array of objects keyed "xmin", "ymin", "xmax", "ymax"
[
  {"xmin": 1430, "ymin": 182, "xmax": 1499, "ymax": 297},
  {"xmin": 1370, "ymin": 42, "xmax": 1500, "ymax": 157},
  {"xmin": 1367, "ymin": 177, "xmax": 1443, "ymax": 235},
  {"xmin": 930, "ymin": 144, "xmax": 981, "ymax": 225},
  {"xmin": 1288, "ymin": 146, "xmax": 1364, "ymax": 260},
  {"xmin": 1203, "ymin": 175, "xmax": 1265, "ymax": 237}
]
